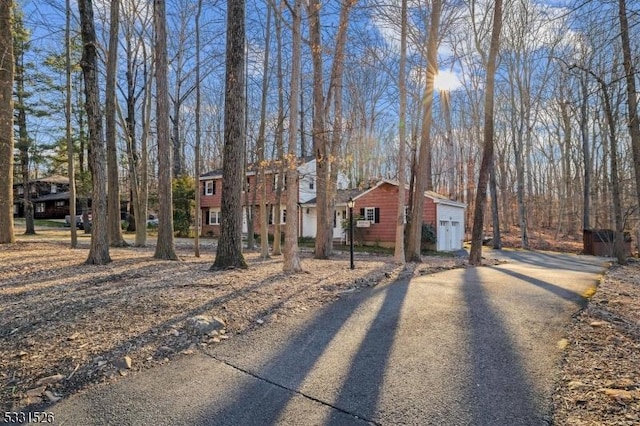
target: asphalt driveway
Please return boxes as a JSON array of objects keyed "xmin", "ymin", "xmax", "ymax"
[{"xmin": 50, "ymin": 249, "xmax": 607, "ymax": 426}]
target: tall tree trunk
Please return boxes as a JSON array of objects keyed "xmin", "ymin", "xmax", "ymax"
[
  {"xmin": 212, "ymin": 0, "xmax": 248, "ymax": 270},
  {"xmin": 580, "ymin": 76, "xmax": 591, "ymax": 231},
  {"xmin": 14, "ymin": 30, "xmax": 34, "ymax": 235},
  {"xmin": 283, "ymin": 0, "xmax": 302, "ymax": 273},
  {"xmin": 0, "ymin": 0, "xmax": 14, "ymax": 244},
  {"xmin": 406, "ymin": 0, "xmax": 442, "ymax": 262},
  {"xmin": 194, "ymin": 0, "xmax": 203, "ymax": 257},
  {"xmin": 66, "ymin": 0, "xmax": 77, "ymax": 247},
  {"xmin": 394, "ymin": 0, "xmax": 408, "ymax": 265},
  {"xmin": 560, "ymin": 98, "xmax": 574, "ymax": 234},
  {"xmin": 618, "ymin": 0, "xmax": 640, "ymax": 212},
  {"xmin": 153, "ymin": 0, "xmax": 178, "ymax": 260},
  {"xmin": 325, "ymin": 0, "xmax": 354, "ymax": 258},
  {"xmin": 272, "ymin": 2, "xmax": 285, "ymax": 257},
  {"xmin": 469, "ymin": 0, "xmax": 503, "ymax": 266},
  {"xmin": 79, "ymin": 0, "xmax": 111, "ymax": 264},
  {"xmin": 258, "ymin": 4, "xmax": 272, "ymax": 260},
  {"xmin": 308, "ymin": 0, "xmax": 331, "ymax": 259},
  {"xmin": 106, "ymin": 0, "xmax": 126, "ymax": 247}
]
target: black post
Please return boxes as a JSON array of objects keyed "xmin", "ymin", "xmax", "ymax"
[{"xmin": 349, "ymin": 200, "xmax": 354, "ymax": 270}]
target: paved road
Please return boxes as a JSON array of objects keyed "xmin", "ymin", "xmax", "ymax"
[{"xmin": 50, "ymin": 250, "xmax": 607, "ymax": 426}]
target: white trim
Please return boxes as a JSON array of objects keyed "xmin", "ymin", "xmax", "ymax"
[{"xmin": 208, "ymin": 208, "xmax": 221, "ymax": 225}]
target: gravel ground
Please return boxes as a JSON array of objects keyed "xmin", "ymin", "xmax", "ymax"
[{"xmin": 552, "ymin": 259, "xmax": 640, "ymax": 425}]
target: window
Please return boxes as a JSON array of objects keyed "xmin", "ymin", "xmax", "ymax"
[
  {"xmin": 204, "ymin": 181, "xmax": 216, "ymax": 196},
  {"xmin": 404, "ymin": 205, "xmax": 409, "ymax": 224},
  {"xmin": 281, "ymin": 209, "xmax": 286, "ymax": 224},
  {"xmin": 13, "ymin": 204, "xmax": 18, "ymax": 214},
  {"xmin": 208, "ymin": 209, "xmax": 221, "ymax": 225},
  {"xmin": 246, "ymin": 176, "xmax": 251, "ymax": 192},
  {"xmin": 365, "ymin": 207, "xmax": 375, "ymax": 222},
  {"xmin": 55, "ymin": 201, "xmax": 65, "ymax": 207},
  {"xmin": 36, "ymin": 203, "xmax": 45, "ymax": 213},
  {"xmin": 51, "ymin": 184, "xmax": 58, "ymax": 194},
  {"xmin": 17, "ymin": 186, "xmax": 24, "ymax": 195},
  {"xmin": 360, "ymin": 207, "xmax": 380, "ymax": 224},
  {"xmin": 309, "ymin": 178, "xmax": 314, "ymax": 190},
  {"xmin": 272, "ymin": 173, "xmax": 287, "ymax": 190}
]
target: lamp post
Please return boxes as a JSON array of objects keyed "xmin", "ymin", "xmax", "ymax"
[{"xmin": 347, "ymin": 197, "xmax": 355, "ymax": 270}]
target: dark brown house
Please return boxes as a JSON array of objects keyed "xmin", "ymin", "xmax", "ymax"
[{"xmin": 12, "ymin": 175, "xmax": 80, "ymax": 220}]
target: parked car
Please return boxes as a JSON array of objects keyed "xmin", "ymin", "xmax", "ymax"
[
  {"xmin": 146, "ymin": 214, "xmax": 159, "ymax": 228},
  {"xmin": 65, "ymin": 214, "xmax": 92, "ymax": 230}
]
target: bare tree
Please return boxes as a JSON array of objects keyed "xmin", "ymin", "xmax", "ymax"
[
  {"xmin": 406, "ymin": 0, "xmax": 442, "ymax": 262},
  {"xmin": 394, "ymin": 0, "xmax": 408, "ymax": 265},
  {"xmin": 618, "ymin": 0, "xmax": 640, "ymax": 211},
  {"xmin": 153, "ymin": 0, "xmax": 178, "ymax": 260},
  {"xmin": 212, "ymin": 0, "xmax": 247, "ymax": 270},
  {"xmin": 0, "ymin": 0, "xmax": 15, "ymax": 244},
  {"xmin": 257, "ymin": 3, "xmax": 272, "ymax": 260},
  {"xmin": 120, "ymin": 0, "xmax": 152, "ymax": 247},
  {"xmin": 66, "ymin": 0, "xmax": 77, "ymax": 248},
  {"xmin": 283, "ymin": 0, "xmax": 302, "ymax": 273},
  {"xmin": 308, "ymin": 0, "xmax": 355, "ymax": 259},
  {"xmin": 194, "ymin": 0, "xmax": 203, "ymax": 257},
  {"xmin": 13, "ymin": 13, "xmax": 34, "ymax": 235},
  {"xmin": 469, "ymin": 0, "xmax": 503, "ymax": 266},
  {"xmin": 78, "ymin": 0, "xmax": 111, "ymax": 264},
  {"xmin": 106, "ymin": 0, "xmax": 127, "ymax": 247}
]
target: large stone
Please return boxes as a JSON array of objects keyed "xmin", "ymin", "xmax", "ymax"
[
  {"xmin": 186, "ymin": 315, "xmax": 226, "ymax": 336},
  {"xmin": 113, "ymin": 356, "xmax": 132, "ymax": 370}
]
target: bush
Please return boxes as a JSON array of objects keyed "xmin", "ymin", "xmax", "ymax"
[
  {"xmin": 421, "ymin": 223, "xmax": 437, "ymax": 251},
  {"xmin": 172, "ymin": 176, "xmax": 195, "ymax": 238}
]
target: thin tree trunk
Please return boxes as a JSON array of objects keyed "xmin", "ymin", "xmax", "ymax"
[
  {"xmin": 194, "ymin": 0, "xmax": 203, "ymax": 257},
  {"xmin": 283, "ymin": 0, "xmax": 302, "ymax": 273},
  {"xmin": 14, "ymin": 32, "xmax": 34, "ymax": 235},
  {"xmin": 580, "ymin": 76, "xmax": 591, "ymax": 231},
  {"xmin": 66, "ymin": 0, "xmax": 77, "ymax": 247},
  {"xmin": 106, "ymin": 0, "xmax": 126, "ymax": 247},
  {"xmin": 469, "ymin": 0, "xmax": 503, "ymax": 266},
  {"xmin": 490, "ymin": 158, "xmax": 501, "ymax": 249},
  {"xmin": 258, "ymin": 4, "xmax": 272, "ymax": 260},
  {"xmin": 153, "ymin": 0, "xmax": 178, "ymax": 260},
  {"xmin": 394, "ymin": 0, "xmax": 407, "ymax": 265},
  {"xmin": 79, "ymin": 0, "xmax": 111, "ymax": 264}
]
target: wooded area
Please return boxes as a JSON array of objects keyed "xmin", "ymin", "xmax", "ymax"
[{"xmin": 1, "ymin": 0, "xmax": 640, "ymax": 266}]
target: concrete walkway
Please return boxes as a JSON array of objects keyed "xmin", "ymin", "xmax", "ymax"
[{"xmin": 50, "ymin": 250, "xmax": 607, "ymax": 426}]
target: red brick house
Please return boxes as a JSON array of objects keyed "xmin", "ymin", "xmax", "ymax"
[
  {"xmin": 199, "ymin": 158, "xmax": 349, "ymax": 237},
  {"xmin": 325, "ymin": 180, "xmax": 466, "ymax": 251}
]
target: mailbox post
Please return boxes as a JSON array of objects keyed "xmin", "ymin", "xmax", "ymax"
[{"xmin": 347, "ymin": 197, "xmax": 355, "ymax": 270}]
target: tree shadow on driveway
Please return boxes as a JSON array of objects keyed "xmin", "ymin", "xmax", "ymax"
[
  {"xmin": 460, "ymin": 267, "xmax": 547, "ymax": 426},
  {"xmin": 204, "ymin": 276, "xmax": 411, "ymax": 425}
]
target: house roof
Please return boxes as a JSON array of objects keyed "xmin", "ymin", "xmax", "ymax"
[
  {"xmin": 31, "ymin": 191, "xmax": 71, "ymax": 202},
  {"xmin": 302, "ymin": 188, "xmax": 361, "ymax": 207},
  {"xmin": 199, "ymin": 156, "xmax": 317, "ymax": 180},
  {"xmin": 14, "ymin": 175, "xmax": 70, "ymax": 186},
  {"xmin": 302, "ymin": 179, "xmax": 465, "ymax": 209}
]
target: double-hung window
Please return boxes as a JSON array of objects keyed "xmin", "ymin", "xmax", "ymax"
[
  {"xmin": 209, "ymin": 209, "xmax": 221, "ymax": 225},
  {"xmin": 204, "ymin": 181, "xmax": 216, "ymax": 196}
]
